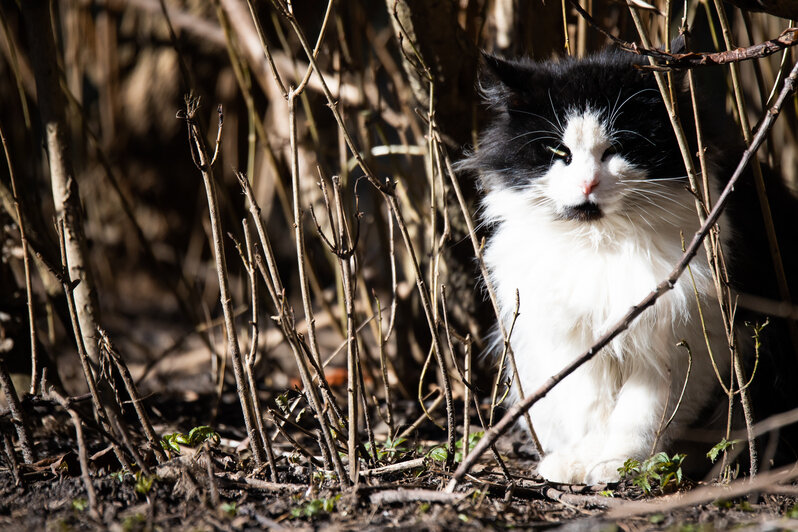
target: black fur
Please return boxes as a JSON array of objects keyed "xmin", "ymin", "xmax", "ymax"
[{"xmin": 469, "ymin": 49, "xmax": 697, "ymax": 194}]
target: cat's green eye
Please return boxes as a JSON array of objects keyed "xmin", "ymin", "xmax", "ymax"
[
  {"xmin": 545, "ymin": 145, "xmax": 572, "ymax": 164},
  {"xmin": 602, "ymin": 145, "xmax": 618, "ymax": 161}
]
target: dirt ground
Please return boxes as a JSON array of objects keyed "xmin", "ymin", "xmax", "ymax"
[{"xmin": 2, "ymin": 388, "xmax": 797, "ymax": 532}]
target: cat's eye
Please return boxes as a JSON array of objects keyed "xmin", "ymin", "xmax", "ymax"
[
  {"xmin": 545, "ymin": 145, "xmax": 572, "ymax": 164},
  {"xmin": 601, "ymin": 145, "xmax": 618, "ymax": 161}
]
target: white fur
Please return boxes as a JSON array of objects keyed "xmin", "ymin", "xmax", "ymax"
[{"xmin": 482, "ymin": 110, "xmax": 729, "ymax": 484}]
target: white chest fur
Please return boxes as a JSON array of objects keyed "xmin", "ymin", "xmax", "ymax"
[{"xmin": 481, "ymin": 181, "xmax": 728, "ymax": 484}]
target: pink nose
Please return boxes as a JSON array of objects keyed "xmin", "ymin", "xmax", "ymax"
[{"xmin": 581, "ymin": 177, "xmax": 599, "ymax": 195}]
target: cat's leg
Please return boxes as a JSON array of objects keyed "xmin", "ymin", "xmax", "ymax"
[
  {"xmin": 533, "ymin": 361, "xmax": 615, "ymax": 484},
  {"xmin": 580, "ymin": 366, "xmax": 670, "ymax": 484}
]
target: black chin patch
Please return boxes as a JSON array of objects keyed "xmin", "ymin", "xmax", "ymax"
[{"xmin": 560, "ymin": 202, "xmax": 603, "ymax": 222}]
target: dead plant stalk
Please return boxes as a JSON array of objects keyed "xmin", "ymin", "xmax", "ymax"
[
  {"xmin": 272, "ymin": 0, "xmax": 456, "ymax": 466},
  {"xmin": 180, "ymin": 99, "xmax": 266, "ymax": 466}
]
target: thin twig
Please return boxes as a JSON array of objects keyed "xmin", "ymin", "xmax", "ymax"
[
  {"xmin": 565, "ymin": 0, "xmax": 798, "ymax": 69},
  {"xmin": 241, "ymin": 221, "xmax": 279, "ymax": 481},
  {"xmin": 56, "ymin": 218, "xmax": 131, "ymax": 472},
  {"xmin": 178, "ymin": 98, "xmax": 266, "ymax": 466},
  {"xmin": 0, "ymin": 360, "xmax": 35, "ymax": 463},
  {"xmin": 0, "ymin": 120, "xmax": 39, "ymax": 396},
  {"xmin": 97, "ymin": 328, "xmax": 166, "ymax": 464},
  {"xmin": 49, "ymin": 389, "xmax": 99, "ymax": 519}
]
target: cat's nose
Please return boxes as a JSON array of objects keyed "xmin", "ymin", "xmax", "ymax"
[{"xmin": 581, "ymin": 176, "xmax": 599, "ymax": 195}]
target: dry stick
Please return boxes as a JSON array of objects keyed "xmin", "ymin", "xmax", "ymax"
[
  {"xmin": 437, "ymin": 140, "xmax": 543, "ymax": 456},
  {"xmin": 441, "ymin": 286, "xmax": 512, "ymax": 481},
  {"xmin": 374, "ymin": 296, "xmax": 395, "ymax": 440},
  {"xmin": 205, "ymin": 450, "xmax": 221, "ymax": 508},
  {"xmin": 0, "ymin": 360, "xmax": 35, "ymax": 463},
  {"xmin": 2, "ymin": 431, "xmax": 19, "ymax": 485},
  {"xmin": 22, "ymin": 0, "xmax": 101, "ymax": 364},
  {"xmin": 627, "ymin": 5, "xmax": 751, "ymax": 475},
  {"xmin": 606, "ymin": 462, "xmax": 798, "ymax": 519},
  {"xmin": 361, "ymin": 457, "xmax": 427, "ymax": 477},
  {"xmin": 273, "ymin": 0, "xmax": 454, "ymax": 465},
  {"xmin": 49, "ymin": 389, "xmax": 99, "ymax": 519},
  {"xmin": 179, "ymin": 100, "xmax": 266, "ymax": 466},
  {"xmin": 489, "ymin": 292, "xmax": 520, "ymax": 429},
  {"xmin": 446, "ymin": 58, "xmax": 798, "ymax": 492},
  {"xmin": 563, "ymin": 0, "xmax": 798, "ymax": 69},
  {"xmin": 463, "ymin": 336, "xmax": 471, "ymax": 461},
  {"xmin": 329, "ymin": 176, "xmax": 362, "ymax": 482},
  {"xmin": 97, "ymin": 328, "xmax": 166, "ymax": 464},
  {"xmin": 285, "ymin": 91, "xmax": 333, "ymax": 388},
  {"xmin": 387, "ymin": 191, "xmax": 456, "ymax": 469},
  {"xmin": 59, "ymin": 82, "xmax": 220, "ymax": 365},
  {"xmin": 370, "ymin": 489, "xmax": 464, "ymax": 505},
  {"xmin": 0, "ymin": 121, "xmax": 39, "ymax": 396},
  {"xmin": 240, "ymin": 182, "xmax": 348, "ymax": 485},
  {"xmin": 56, "ymin": 219, "xmax": 131, "ymax": 473},
  {"xmin": 284, "ymin": 93, "xmax": 348, "ymax": 433},
  {"xmin": 243, "ymin": 0, "xmax": 287, "ymax": 98},
  {"xmin": 632, "ymin": 7, "xmax": 749, "ymax": 473},
  {"xmin": 711, "ymin": 0, "xmax": 792, "ymax": 477},
  {"xmin": 109, "ymin": 415, "xmax": 152, "ymax": 477},
  {"xmin": 241, "ymin": 221, "xmax": 279, "ymax": 482}
]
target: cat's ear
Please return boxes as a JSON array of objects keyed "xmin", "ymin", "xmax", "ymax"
[
  {"xmin": 481, "ymin": 53, "xmax": 529, "ymax": 91},
  {"xmin": 479, "ymin": 52, "xmax": 544, "ymax": 108}
]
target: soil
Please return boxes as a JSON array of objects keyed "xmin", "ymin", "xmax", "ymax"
[{"xmin": 1, "ymin": 390, "xmax": 797, "ymax": 532}]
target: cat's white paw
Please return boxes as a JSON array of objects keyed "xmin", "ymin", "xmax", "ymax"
[
  {"xmin": 537, "ymin": 451, "xmax": 587, "ymax": 484},
  {"xmin": 583, "ymin": 458, "xmax": 624, "ymax": 484},
  {"xmin": 538, "ymin": 452, "xmax": 626, "ymax": 484}
]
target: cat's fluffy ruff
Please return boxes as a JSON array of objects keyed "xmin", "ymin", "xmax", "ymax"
[{"xmin": 468, "ymin": 51, "xmax": 731, "ymax": 484}]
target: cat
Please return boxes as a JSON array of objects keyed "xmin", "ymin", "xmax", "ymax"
[{"xmin": 460, "ymin": 48, "xmax": 782, "ymax": 485}]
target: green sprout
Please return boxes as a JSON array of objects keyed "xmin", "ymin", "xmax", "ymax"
[{"xmin": 618, "ymin": 452, "xmax": 686, "ymax": 494}]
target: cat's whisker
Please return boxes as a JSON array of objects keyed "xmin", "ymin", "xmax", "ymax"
[
  {"xmin": 515, "ymin": 136, "xmax": 562, "ymax": 154},
  {"xmin": 507, "ymin": 108, "xmax": 564, "ymax": 135},
  {"xmin": 608, "ymin": 88, "xmax": 660, "ymax": 129},
  {"xmin": 508, "ymin": 129, "xmax": 561, "ymax": 142},
  {"xmin": 548, "ymin": 90, "xmax": 565, "ymax": 133},
  {"xmin": 610, "ymin": 128, "xmax": 657, "ymax": 146}
]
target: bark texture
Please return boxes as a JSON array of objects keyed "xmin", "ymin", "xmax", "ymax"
[{"xmin": 22, "ymin": 0, "xmax": 101, "ymax": 363}]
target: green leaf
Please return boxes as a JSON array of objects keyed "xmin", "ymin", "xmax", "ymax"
[
  {"xmin": 134, "ymin": 472, "xmax": 154, "ymax": 495},
  {"xmin": 707, "ymin": 438, "xmax": 741, "ymax": 463},
  {"xmin": 220, "ymin": 502, "xmax": 237, "ymax": 516},
  {"xmin": 71, "ymin": 498, "xmax": 88, "ymax": 512},
  {"xmin": 427, "ymin": 445, "xmax": 448, "ymax": 462},
  {"xmin": 188, "ymin": 425, "xmax": 220, "ymax": 446}
]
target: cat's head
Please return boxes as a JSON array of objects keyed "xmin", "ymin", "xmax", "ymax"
[{"xmin": 468, "ymin": 49, "xmax": 692, "ymax": 223}]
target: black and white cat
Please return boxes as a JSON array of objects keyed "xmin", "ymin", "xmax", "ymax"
[{"xmin": 463, "ymin": 49, "xmax": 745, "ymax": 484}]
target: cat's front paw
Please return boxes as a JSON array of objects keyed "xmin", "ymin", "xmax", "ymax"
[
  {"xmin": 538, "ymin": 452, "xmax": 625, "ymax": 484},
  {"xmin": 584, "ymin": 458, "xmax": 624, "ymax": 484},
  {"xmin": 536, "ymin": 451, "xmax": 587, "ymax": 484}
]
